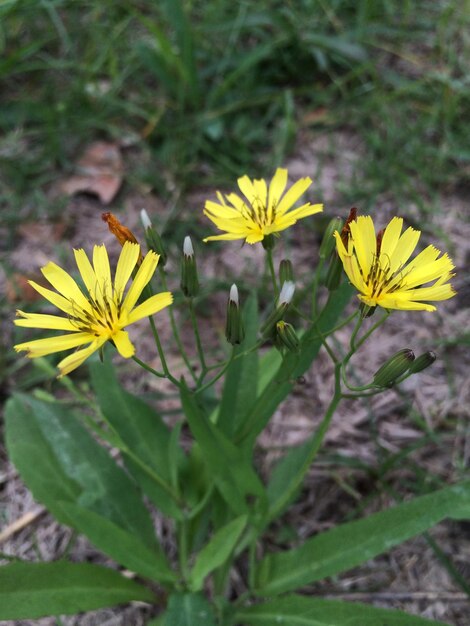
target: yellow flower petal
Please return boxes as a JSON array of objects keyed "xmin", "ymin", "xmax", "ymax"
[
  {"xmin": 114, "ymin": 241, "xmax": 141, "ymax": 298},
  {"xmin": 93, "ymin": 244, "xmax": 112, "ymax": 303},
  {"xmin": 112, "ymin": 330, "xmax": 135, "ymax": 358},
  {"xmin": 14, "ymin": 311, "xmax": 76, "ymax": 331},
  {"xmin": 57, "ymin": 339, "xmax": 105, "ymax": 377},
  {"xmin": 74, "ymin": 248, "xmax": 98, "ymax": 295},
  {"xmin": 127, "ymin": 292, "xmax": 173, "ymax": 324},
  {"xmin": 122, "ymin": 249, "xmax": 159, "ymax": 312},
  {"xmin": 41, "ymin": 262, "xmax": 90, "ymax": 312},
  {"xmin": 15, "ymin": 332, "xmax": 93, "ymax": 358}
]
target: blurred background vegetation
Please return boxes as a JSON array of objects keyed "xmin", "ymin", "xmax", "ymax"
[{"xmin": 1, "ymin": 0, "xmax": 469, "ymax": 233}]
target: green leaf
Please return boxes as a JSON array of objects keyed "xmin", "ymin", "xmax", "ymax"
[
  {"xmin": 5, "ymin": 395, "xmax": 157, "ymax": 549},
  {"xmin": 236, "ymin": 284, "xmax": 353, "ymax": 448},
  {"xmin": 57, "ymin": 503, "xmax": 176, "ymax": 584},
  {"xmin": 180, "ymin": 383, "xmax": 266, "ymax": 515},
  {"xmin": 189, "ymin": 515, "xmax": 247, "ymax": 591},
  {"xmin": 217, "ymin": 293, "xmax": 259, "ymax": 436},
  {"xmin": 163, "ymin": 592, "xmax": 217, "ymax": 626},
  {"xmin": 233, "ymin": 595, "xmax": 451, "ymax": 625},
  {"xmin": 256, "ymin": 481, "xmax": 470, "ymax": 595},
  {"xmin": 89, "ymin": 358, "xmax": 184, "ymax": 519},
  {"xmin": 0, "ymin": 561, "xmax": 154, "ymax": 620}
]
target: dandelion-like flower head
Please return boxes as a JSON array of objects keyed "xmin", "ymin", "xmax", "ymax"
[
  {"xmin": 334, "ymin": 215, "xmax": 456, "ymax": 311},
  {"xmin": 14, "ymin": 242, "xmax": 172, "ymax": 376},
  {"xmin": 203, "ymin": 168, "xmax": 323, "ymax": 245}
]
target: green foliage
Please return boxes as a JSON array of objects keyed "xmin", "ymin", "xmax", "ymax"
[
  {"xmin": 163, "ymin": 592, "xmax": 217, "ymax": 626},
  {"xmin": 255, "ymin": 481, "xmax": 470, "ymax": 595},
  {"xmin": 233, "ymin": 595, "xmax": 452, "ymax": 626},
  {"xmin": 0, "ymin": 561, "xmax": 154, "ymax": 620}
]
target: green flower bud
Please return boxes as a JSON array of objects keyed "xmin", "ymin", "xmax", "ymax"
[
  {"xmin": 260, "ymin": 281, "xmax": 296, "ymax": 336},
  {"xmin": 140, "ymin": 209, "xmax": 167, "ymax": 266},
  {"xmin": 372, "ymin": 349, "xmax": 415, "ymax": 388},
  {"xmin": 276, "ymin": 320, "xmax": 300, "ymax": 353},
  {"xmin": 279, "ymin": 259, "xmax": 294, "ymax": 285},
  {"xmin": 408, "ymin": 351, "xmax": 437, "ymax": 374},
  {"xmin": 319, "ymin": 217, "xmax": 343, "ymax": 259},
  {"xmin": 225, "ymin": 284, "xmax": 245, "ymax": 345},
  {"xmin": 180, "ymin": 236, "xmax": 200, "ymax": 298}
]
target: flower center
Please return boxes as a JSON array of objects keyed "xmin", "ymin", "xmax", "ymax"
[{"xmin": 69, "ymin": 293, "xmax": 122, "ymax": 337}]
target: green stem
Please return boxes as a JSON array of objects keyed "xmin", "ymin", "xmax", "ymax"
[
  {"xmin": 148, "ymin": 315, "xmax": 181, "ymax": 386},
  {"xmin": 159, "ymin": 268, "xmax": 197, "ymax": 382},
  {"xmin": 188, "ymin": 298, "xmax": 208, "ymax": 377},
  {"xmin": 266, "ymin": 248, "xmax": 279, "ymax": 297},
  {"xmin": 177, "ymin": 515, "xmax": 190, "ymax": 583},
  {"xmin": 195, "ymin": 348, "xmax": 235, "ymax": 394},
  {"xmin": 131, "ymin": 355, "xmax": 166, "ymax": 378}
]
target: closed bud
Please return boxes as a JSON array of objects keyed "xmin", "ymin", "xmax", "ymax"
[
  {"xmin": 279, "ymin": 259, "xmax": 294, "ymax": 285},
  {"xmin": 276, "ymin": 320, "xmax": 300, "ymax": 353},
  {"xmin": 180, "ymin": 236, "xmax": 199, "ymax": 298},
  {"xmin": 225, "ymin": 284, "xmax": 245, "ymax": 345},
  {"xmin": 261, "ymin": 281, "xmax": 296, "ymax": 335},
  {"xmin": 140, "ymin": 209, "xmax": 167, "ymax": 266},
  {"xmin": 319, "ymin": 217, "xmax": 343, "ymax": 259},
  {"xmin": 408, "ymin": 351, "xmax": 437, "ymax": 374},
  {"xmin": 372, "ymin": 349, "xmax": 415, "ymax": 388}
]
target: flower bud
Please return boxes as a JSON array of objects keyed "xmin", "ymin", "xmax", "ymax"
[
  {"xmin": 140, "ymin": 209, "xmax": 167, "ymax": 266},
  {"xmin": 279, "ymin": 259, "xmax": 294, "ymax": 285},
  {"xmin": 372, "ymin": 349, "xmax": 415, "ymax": 388},
  {"xmin": 276, "ymin": 320, "xmax": 300, "ymax": 353},
  {"xmin": 408, "ymin": 351, "xmax": 437, "ymax": 374},
  {"xmin": 319, "ymin": 217, "xmax": 343, "ymax": 259},
  {"xmin": 225, "ymin": 284, "xmax": 245, "ymax": 345},
  {"xmin": 260, "ymin": 281, "xmax": 296, "ymax": 335},
  {"xmin": 180, "ymin": 236, "xmax": 199, "ymax": 298}
]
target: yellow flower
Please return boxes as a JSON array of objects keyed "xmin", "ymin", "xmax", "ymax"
[
  {"xmin": 14, "ymin": 242, "xmax": 172, "ymax": 376},
  {"xmin": 334, "ymin": 215, "xmax": 456, "ymax": 311},
  {"xmin": 203, "ymin": 168, "xmax": 323, "ymax": 244}
]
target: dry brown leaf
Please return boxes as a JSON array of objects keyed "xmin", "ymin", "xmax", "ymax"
[{"xmin": 61, "ymin": 141, "xmax": 124, "ymax": 204}]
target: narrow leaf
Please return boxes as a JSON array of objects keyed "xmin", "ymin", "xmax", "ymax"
[
  {"xmin": 0, "ymin": 561, "xmax": 154, "ymax": 620},
  {"xmin": 190, "ymin": 515, "xmax": 247, "ymax": 591},
  {"xmin": 233, "ymin": 595, "xmax": 451, "ymax": 625},
  {"xmin": 256, "ymin": 481, "xmax": 470, "ymax": 595}
]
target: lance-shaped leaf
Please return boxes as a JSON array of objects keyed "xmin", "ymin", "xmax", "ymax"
[
  {"xmin": 233, "ymin": 595, "xmax": 451, "ymax": 626},
  {"xmin": 0, "ymin": 561, "xmax": 154, "ymax": 620},
  {"xmin": 256, "ymin": 481, "xmax": 470, "ymax": 595}
]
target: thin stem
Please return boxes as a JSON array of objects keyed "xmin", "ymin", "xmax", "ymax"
[
  {"xmin": 177, "ymin": 515, "xmax": 190, "ymax": 583},
  {"xmin": 132, "ymin": 355, "xmax": 166, "ymax": 378},
  {"xmin": 195, "ymin": 348, "xmax": 235, "ymax": 394},
  {"xmin": 148, "ymin": 316, "xmax": 180, "ymax": 386},
  {"xmin": 188, "ymin": 298, "xmax": 208, "ymax": 376},
  {"xmin": 159, "ymin": 268, "xmax": 197, "ymax": 382},
  {"xmin": 266, "ymin": 248, "xmax": 279, "ymax": 297}
]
